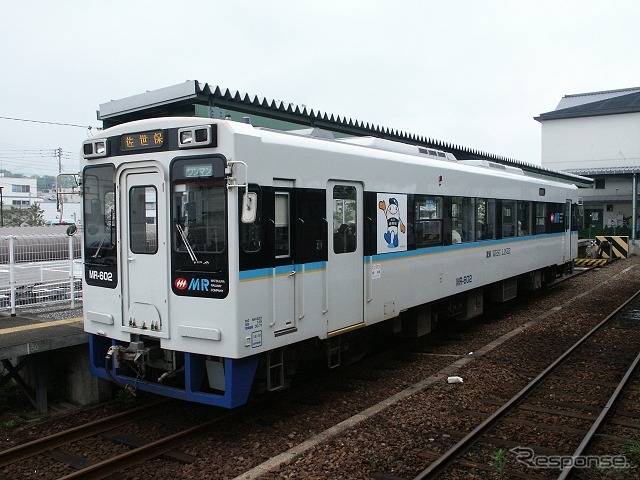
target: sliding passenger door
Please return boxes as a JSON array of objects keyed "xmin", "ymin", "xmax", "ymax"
[
  {"xmin": 326, "ymin": 181, "xmax": 364, "ymax": 333},
  {"xmin": 121, "ymin": 167, "xmax": 168, "ymax": 334},
  {"xmin": 273, "ymin": 188, "xmax": 296, "ymax": 333},
  {"xmin": 565, "ymin": 199, "xmax": 572, "ymax": 262}
]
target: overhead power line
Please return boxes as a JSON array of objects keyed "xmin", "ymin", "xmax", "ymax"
[
  {"xmin": 0, "ymin": 145, "xmax": 78, "ymax": 175},
  {"xmin": 0, "ymin": 115, "xmax": 99, "ymax": 131}
]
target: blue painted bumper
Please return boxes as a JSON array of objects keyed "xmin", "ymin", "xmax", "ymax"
[{"xmin": 88, "ymin": 334, "xmax": 260, "ymax": 409}]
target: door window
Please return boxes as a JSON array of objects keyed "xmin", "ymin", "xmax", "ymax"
[
  {"xmin": 333, "ymin": 185, "xmax": 357, "ymax": 254},
  {"xmin": 275, "ymin": 192, "xmax": 290, "ymax": 258},
  {"xmin": 129, "ymin": 186, "xmax": 158, "ymax": 254}
]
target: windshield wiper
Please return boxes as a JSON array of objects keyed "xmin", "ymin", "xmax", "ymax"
[
  {"xmin": 92, "ymin": 231, "xmax": 110, "ymax": 258},
  {"xmin": 175, "ymin": 223, "xmax": 208, "ymax": 265}
]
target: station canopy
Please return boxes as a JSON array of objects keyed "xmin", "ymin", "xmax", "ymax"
[{"xmin": 98, "ymin": 80, "xmax": 592, "ymax": 188}]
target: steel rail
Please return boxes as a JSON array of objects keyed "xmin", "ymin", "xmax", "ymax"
[
  {"xmin": 0, "ymin": 400, "xmax": 168, "ymax": 468},
  {"xmin": 412, "ymin": 288, "xmax": 640, "ymax": 480},
  {"xmin": 557, "ymin": 350, "xmax": 640, "ymax": 480},
  {"xmin": 57, "ymin": 408, "xmax": 241, "ymax": 480}
]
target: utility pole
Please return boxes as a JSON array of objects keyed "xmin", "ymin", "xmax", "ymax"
[{"xmin": 56, "ymin": 147, "xmax": 62, "ymax": 213}]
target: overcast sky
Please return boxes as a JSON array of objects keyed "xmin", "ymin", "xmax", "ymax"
[{"xmin": 2, "ymin": 1, "xmax": 639, "ymax": 177}]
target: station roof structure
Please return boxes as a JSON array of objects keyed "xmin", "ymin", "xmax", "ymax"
[{"xmin": 97, "ymin": 80, "xmax": 593, "ymax": 187}]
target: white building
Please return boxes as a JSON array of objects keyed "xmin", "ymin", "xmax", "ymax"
[
  {"xmin": 536, "ymin": 87, "xmax": 640, "ymax": 234},
  {"xmin": 0, "ymin": 176, "xmax": 38, "ymax": 208}
]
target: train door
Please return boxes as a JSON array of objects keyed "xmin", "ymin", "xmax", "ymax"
[
  {"xmin": 326, "ymin": 181, "xmax": 364, "ymax": 333},
  {"xmin": 564, "ymin": 199, "xmax": 572, "ymax": 262},
  {"xmin": 120, "ymin": 168, "xmax": 168, "ymax": 332},
  {"xmin": 273, "ymin": 189, "xmax": 296, "ymax": 332}
]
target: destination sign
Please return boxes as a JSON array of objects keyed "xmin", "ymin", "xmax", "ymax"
[
  {"xmin": 121, "ymin": 130, "xmax": 164, "ymax": 151},
  {"xmin": 184, "ymin": 164, "xmax": 213, "ymax": 178}
]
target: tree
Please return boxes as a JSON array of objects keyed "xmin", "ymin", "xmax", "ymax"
[
  {"xmin": 2, "ymin": 204, "xmax": 45, "ymax": 227},
  {"xmin": 34, "ymin": 175, "xmax": 57, "ymax": 192},
  {"xmin": 0, "ymin": 169, "xmax": 24, "ymax": 178}
]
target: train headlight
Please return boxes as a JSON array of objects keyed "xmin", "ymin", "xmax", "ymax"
[
  {"xmin": 178, "ymin": 125, "xmax": 217, "ymax": 149},
  {"xmin": 180, "ymin": 130, "xmax": 194, "ymax": 145},
  {"xmin": 83, "ymin": 139, "xmax": 109, "ymax": 158}
]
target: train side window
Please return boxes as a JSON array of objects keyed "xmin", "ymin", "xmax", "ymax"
[
  {"xmin": 275, "ymin": 192, "xmax": 290, "ymax": 258},
  {"xmin": 451, "ymin": 196, "xmax": 475, "ymax": 243},
  {"xmin": 241, "ymin": 188, "xmax": 262, "ymax": 253},
  {"xmin": 534, "ymin": 203, "xmax": 546, "ymax": 234},
  {"xmin": 517, "ymin": 202, "xmax": 530, "ymax": 236},
  {"xmin": 502, "ymin": 200, "xmax": 516, "ymax": 238},
  {"xmin": 548, "ymin": 202, "xmax": 565, "ymax": 233},
  {"xmin": 463, "ymin": 198, "xmax": 475, "ymax": 242},
  {"xmin": 476, "ymin": 199, "xmax": 487, "ymax": 240},
  {"xmin": 129, "ymin": 185, "xmax": 158, "ymax": 254},
  {"xmin": 451, "ymin": 197, "xmax": 462, "ymax": 243},
  {"xmin": 414, "ymin": 195, "xmax": 442, "ymax": 247},
  {"xmin": 476, "ymin": 198, "xmax": 496, "ymax": 240},
  {"xmin": 333, "ymin": 185, "xmax": 357, "ymax": 254}
]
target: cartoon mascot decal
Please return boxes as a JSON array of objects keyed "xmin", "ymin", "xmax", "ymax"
[{"xmin": 379, "ymin": 197, "xmax": 406, "ymax": 248}]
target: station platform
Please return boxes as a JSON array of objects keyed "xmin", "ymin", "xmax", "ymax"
[{"xmin": 0, "ymin": 304, "xmax": 87, "ymax": 412}]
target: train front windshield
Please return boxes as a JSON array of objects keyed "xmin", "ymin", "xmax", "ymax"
[
  {"xmin": 83, "ymin": 164, "xmax": 117, "ymax": 288},
  {"xmin": 172, "ymin": 178, "xmax": 226, "ymax": 256},
  {"xmin": 170, "ymin": 156, "xmax": 229, "ymax": 298}
]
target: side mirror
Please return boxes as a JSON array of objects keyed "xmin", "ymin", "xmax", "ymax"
[{"xmin": 241, "ymin": 192, "xmax": 257, "ymax": 224}]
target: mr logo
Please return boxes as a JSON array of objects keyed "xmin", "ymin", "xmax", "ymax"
[{"xmin": 188, "ymin": 278, "xmax": 210, "ymax": 292}]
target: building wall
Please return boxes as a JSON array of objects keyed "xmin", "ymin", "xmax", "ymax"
[
  {"xmin": 541, "ymin": 112, "xmax": 640, "ymax": 171},
  {"xmin": 540, "ymin": 110, "xmax": 640, "ymax": 231},
  {"xmin": 0, "ymin": 177, "xmax": 38, "ymax": 208}
]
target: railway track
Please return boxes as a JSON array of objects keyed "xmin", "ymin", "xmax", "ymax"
[
  {"xmin": 3, "ymin": 262, "xmax": 635, "ymax": 479},
  {"xmin": 0, "ymin": 401, "xmax": 167, "ymax": 469},
  {"xmin": 0, "ymin": 397, "xmax": 241, "ymax": 479},
  {"xmin": 56, "ymin": 409, "xmax": 240, "ymax": 480},
  {"xmin": 0, "ymin": 324, "xmax": 438, "ymax": 478},
  {"xmin": 405, "ymin": 288, "xmax": 640, "ymax": 479}
]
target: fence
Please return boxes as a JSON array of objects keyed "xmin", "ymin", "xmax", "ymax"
[{"xmin": 0, "ymin": 228, "xmax": 82, "ymax": 314}]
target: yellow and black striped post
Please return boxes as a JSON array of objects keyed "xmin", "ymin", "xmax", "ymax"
[{"xmin": 595, "ymin": 236, "xmax": 629, "ymax": 259}]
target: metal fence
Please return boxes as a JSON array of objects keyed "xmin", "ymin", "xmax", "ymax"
[{"xmin": 0, "ymin": 228, "xmax": 82, "ymax": 314}]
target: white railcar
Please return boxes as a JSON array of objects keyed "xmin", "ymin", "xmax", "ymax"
[{"xmin": 81, "ymin": 118, "xmax": 579, "ymax": 407}]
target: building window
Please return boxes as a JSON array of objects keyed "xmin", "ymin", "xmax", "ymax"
[
  {"xmin": 12, "ymin": 200, "xmax": 30, "ymax": 207},
  {"xmin": 595, "ymin": 178, "xmax": 605, "ymax": 189},
  {"xmin": 606, "ymin": 204, "xmax": 614, "ymax": 212},
  {"xmin": 11, "ymin": 184, "xmax": 30, "ymax": 193}
]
